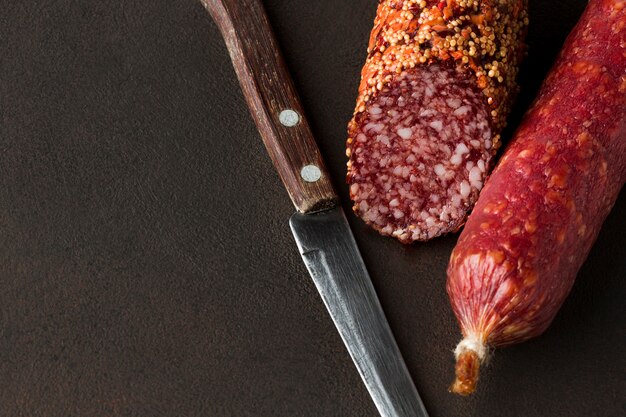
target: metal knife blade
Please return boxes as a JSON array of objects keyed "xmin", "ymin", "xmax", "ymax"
[{"xmin": 290, "ymin": 207, "xmax": 429, "ymax": 417}]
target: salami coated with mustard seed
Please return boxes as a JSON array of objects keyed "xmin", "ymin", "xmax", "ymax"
[
  {"xmin": 347, "ymin": 0, "xmax": 528, "ymax": 242},
  {"xmin": 447, "ymin": 0, "xmax": 626, "ymax": 395}
]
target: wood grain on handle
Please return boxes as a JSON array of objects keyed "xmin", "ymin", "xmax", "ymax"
[{"xmin": 200, "ymin": 0, "xmax": 337, "ymax": 213}]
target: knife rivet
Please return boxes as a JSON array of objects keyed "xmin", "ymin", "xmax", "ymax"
[
  {"xmin": 301, "ymin": 165, "xmax": 322, "ymax": 183},
  {"xmin": 279, "ymin": 109, "xmax": 300, "ymax": 127}
]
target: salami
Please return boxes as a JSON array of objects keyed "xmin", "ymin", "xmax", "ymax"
[
  {"xmin": 447, "ymin": 0, "xmax": 626, "ymax": 395},
  {"xmin": 347, "ymin": 0, "xmax": 529, "ymax": 242}
]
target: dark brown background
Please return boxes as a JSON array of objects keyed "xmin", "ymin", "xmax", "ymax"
[{"xmin": 1, "ymin": 1, "xmax": 624, "ymax": 416}]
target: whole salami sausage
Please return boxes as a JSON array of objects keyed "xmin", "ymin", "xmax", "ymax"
[
  {"xmin": 347, "ymin": 0, "xmax": 529, "ymax": 242},
  {"xmin": 447, "ymin": 0, "xmax": 626, "ymax": 395}
]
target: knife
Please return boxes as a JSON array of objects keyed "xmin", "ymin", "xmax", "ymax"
[{"xmin": 200, "ymin": 1, "xmax": 429, "ymax": 416}]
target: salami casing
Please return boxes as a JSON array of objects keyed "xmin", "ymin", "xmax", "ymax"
[
  {"xmin": 447, "ymin": 0, "xmax": 626, "ymax": 395},
  {"xmin": 347, "ymin": 0, "xmax": 528, "ymax": 242}
]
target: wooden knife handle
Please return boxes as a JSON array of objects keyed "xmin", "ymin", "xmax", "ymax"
[{"xmin": 201, "ymin": 0, "xmax": 338, "ymax": 213}]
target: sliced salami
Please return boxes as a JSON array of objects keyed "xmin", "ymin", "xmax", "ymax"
[{"xmin": 347, "ymin": 0, "xmax": 529, "ymax": 242}]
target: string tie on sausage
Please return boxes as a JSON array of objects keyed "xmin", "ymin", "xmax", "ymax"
[{"xmin": 454, "ymin": 333, "xmax": 488, "ymax": 362}]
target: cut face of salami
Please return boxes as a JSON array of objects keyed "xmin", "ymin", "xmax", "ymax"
[{"xmin": 348, "ymin": 65, "xmax": 492, "ymax": 242}]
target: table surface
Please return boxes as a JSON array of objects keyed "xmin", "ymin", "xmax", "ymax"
[{"xmin": 2, "ymin": 1, "xmax": 625, "ymax": 416}]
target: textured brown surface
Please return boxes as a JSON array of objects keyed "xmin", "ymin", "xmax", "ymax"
[{"xmin": 0, "ymin": 1, "xmax": 624, "ymax": 416}]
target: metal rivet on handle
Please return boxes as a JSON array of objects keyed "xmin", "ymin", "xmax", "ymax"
[
  {"xmin": 301, "ymin": 165, "xmax": 322, "ymax": 183},
  {"xmin": 279, "ymin": 109, "xmax": 300, "ymax": 127}
]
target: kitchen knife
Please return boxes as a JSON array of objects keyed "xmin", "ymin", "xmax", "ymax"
[{"xmin": 200, "ymin": 1, "xmax": 429, "ymax": 416}]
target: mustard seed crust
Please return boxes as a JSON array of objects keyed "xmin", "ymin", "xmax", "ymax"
[{"xmin": 349, "ymin": 0, "xmax": 528, "ymax": 151}]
